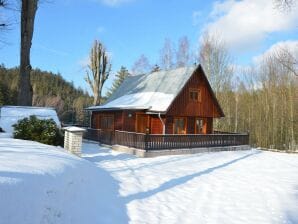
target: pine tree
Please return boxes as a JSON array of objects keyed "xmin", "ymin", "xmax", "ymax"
[{"xmin": 106, "ymin": 66, "xmax": 129, "ymax": 98}]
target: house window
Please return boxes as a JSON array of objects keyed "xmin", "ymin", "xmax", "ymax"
[
  {"xmin": 189, "ymin": 89, "xmax": 201, "ymax": 102},
  {"xmin": 195, "ymin": 118, "xmax": 204, "ymax": 134},
  {"xmin": 174, "ymin": 117, "xmax": 186, "ymax": 134},
  {"xmin": 100, "ymin": 116, "xmax": 114, "ymax": 130}
]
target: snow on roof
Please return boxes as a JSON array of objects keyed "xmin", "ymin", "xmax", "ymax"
[
  {"xmin": 87, "ymin": 92, "xmax": 175, "ymax": 112},
  {"xmin": 0, "ymin": 106, "xmax": 61, "ymax": 133},
  {"xmin": 87, "ymin": 66, "xmax": 197, "ymax": 112},
  {"xmin": 63, "ymin": 126, "xmax": 86, "ymax": 132}
]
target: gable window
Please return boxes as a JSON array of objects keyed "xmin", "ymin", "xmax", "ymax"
[
  {"xmin": 189, "ymin": 88, "xmax": 201, "ymax": 102},
  {"xmin": 100, "ymin": 115, "xmax": 114, "ymax": 130},
  {"xmin": 174, "ymin": 117, "xmax": 186, "ymax": 134}
]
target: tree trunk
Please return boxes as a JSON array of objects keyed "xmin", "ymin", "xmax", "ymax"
[{"xmin": 17, "ymin": 0, "xmax": 37, "ymax": 106}]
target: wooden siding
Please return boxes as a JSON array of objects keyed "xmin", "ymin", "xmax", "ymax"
[
  {"xmin": 150, "ymin": 115, "xmax": 165, "ymax": 134},
  {"xmin": 165, "ymin": 116, "xmax": 174, "ymax": 134},
  {"xmin": 187, "ymin": 117, "xmax": 195, "ymax": 134},
  {"xmin": 91, "ymin": 111, "xmax": 100, "ymax": 129},
  {"xmin": 206, "ymin": 118, "xmax": 213, "ymax": 134},
  {"xmin": 91, "ymin": 111, "xmax": 122, "ymax": 130},
  {"xmin": 122, "ymin": 111, "xmax": 136, "ymax": 132},
  {"xmin": 166, "ymin": 69, "xmax": 221, "ymax": 118}
]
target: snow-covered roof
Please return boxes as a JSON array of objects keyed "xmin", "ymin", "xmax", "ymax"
[
  {"xmin": 63, "ymin": 126, "xmax": 86, "ymax": 132},
  {"xmin": 0, "ymin": 106, "xmax": 61, "ymax": 133},
  {"xmin": 87, "ymin": 66, "xmax": 197, "ymax": 112}
]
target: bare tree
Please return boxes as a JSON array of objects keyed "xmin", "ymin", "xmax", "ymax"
[
  {"xmin": 176, "ymin": 36, "xmax": 190, "ymax": 67},
  {"xmin": 0, "ymin": 1, "xmax": 9, "ymax": 27},
  {"xmin": 17, "ymin": 0, "xmax": 38, "ymax": 106},
  {"xmin": 159, "ymin": 38, "xmax": 174, "ymax": 70},
  {"xmin": 0, "ymin": 0, "xmax": 16, "ymax": 45},
  {"xmin": 274, "ymin": 0, "xmax": 296, "ymax": 11},
  {"xmin": 85, "ymin": 40, "xmax": 111, "ymax": 106},
  {"xmin": 199, "ymin": 33, "xmax": 232, "ymax": 95},
  {"xmin": 131, "ymin": 54, "xmax": 151, "ymax": 75},
  {"xmin": 274, "ymin": 47, "xmax": 297, "ymax": 76}
]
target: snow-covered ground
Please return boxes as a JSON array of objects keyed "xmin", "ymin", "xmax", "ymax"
[
  {"xmin": 0, "ymin": 138, "xmax": 127, "ymax": 224},
  {"xmin": 1, "ymin": 137, "xmax": 297, "ymax": 224},
  {"xmin": 82, "ymin": 142, "xmax": 298, "ymax": 224}
]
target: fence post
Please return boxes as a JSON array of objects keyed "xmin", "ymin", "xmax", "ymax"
[{"xmin": 144, "ymin": 133, "xmax": 149, "ymax": 150}]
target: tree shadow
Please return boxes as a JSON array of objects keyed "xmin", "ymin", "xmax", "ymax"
[
  {"xmin": 124, "ymin": 151, "xmax": 261, "ymax": 203},
  {"xmin": 110, "ymin": 153, "xmax": 205, "ymax": 172},
  {"xmin": 284, "ymin": 185, "xmax": 298, "ymax": 223}
]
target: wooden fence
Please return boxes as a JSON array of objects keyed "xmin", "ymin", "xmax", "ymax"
[
  {"xmin": 84, "ymin": 128, "xmax": 249, "ymax": 150},
  {"xmin": 84, "ymin": 128, "xmax": 114, "ymax": 145}
]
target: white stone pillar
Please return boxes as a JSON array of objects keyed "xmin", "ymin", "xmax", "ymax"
[{"xmin": 63, "ymin": 127, "xmax": 86, "ymax": 156}]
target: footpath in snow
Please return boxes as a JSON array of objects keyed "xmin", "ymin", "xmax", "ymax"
[{"xmin": 82, "ymin": 141, "xmax": 298, "ymax": 224}]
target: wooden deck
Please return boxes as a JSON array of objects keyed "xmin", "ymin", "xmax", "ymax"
[{"xmin": 84, "ymin": 128, "xmax": 249, "ymax": 151}]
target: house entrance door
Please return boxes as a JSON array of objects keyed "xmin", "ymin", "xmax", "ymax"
[{"xmin": 136, "ymin": 114, "xmax": 148, "ymax": 133}]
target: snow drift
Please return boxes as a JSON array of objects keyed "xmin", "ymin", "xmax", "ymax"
[{"xmin": 0, "ymin": 138, "xmax": 127, "ymax": 224}]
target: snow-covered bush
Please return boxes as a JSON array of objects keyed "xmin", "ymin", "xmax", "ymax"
[{"xmin": 13, "ymin": 115, "xmax": 63, "ymax": 146}]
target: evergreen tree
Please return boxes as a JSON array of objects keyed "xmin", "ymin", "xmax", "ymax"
[
  {"xmin": 106, "ymin": 66, "xmax": 129, "ymax": 98},
  {"xmin": 0, "ymin": 82, "xmax": 11, "ymax": 105}
]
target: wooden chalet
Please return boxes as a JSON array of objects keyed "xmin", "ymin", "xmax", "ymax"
[
  {"xmin": 87, "ymin": 65, "xmax": 223, "ymax": 134},
  {"xmin": 85, "ymin": 65, "xmax": 249, "ymax": 152}
]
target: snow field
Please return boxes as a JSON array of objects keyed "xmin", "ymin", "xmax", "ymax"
[
  {"xmin": 82, "ymin": 142, "xmax": 298, "ymax": 224},
  {"xmin": 0, "ymin": 138, "xmax": 297, "ymax": 224}
]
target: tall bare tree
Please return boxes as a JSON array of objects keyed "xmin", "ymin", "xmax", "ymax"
[
  {"xmin": 176, "ymin": 36, "xmax": 190, "ymax": 67},
  {"xmin": 199, "ymin": 33, "xmax": 234, "ymax": 131},
  {"xmin": 131, "ymin": 54, "xmax": 151, "ymax": 75},
  {"xmin": 17, "ymin": 0, "xmax": 38, "ymax": 106},
  {"xmin": 85, "ymin": 40, "xmax": 111, "ymax": 106},
  {"xmin": 159, "ymin": 38, "xmax": 174, "ymax": 70},
  {"xmin": 275, "ymin": 46, "xmax": 297, "ymax": 76}
]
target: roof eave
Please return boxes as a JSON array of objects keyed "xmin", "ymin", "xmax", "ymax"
[{"xmin": 84, "ymin": 106, "xmax": 150, "ymax": 111}]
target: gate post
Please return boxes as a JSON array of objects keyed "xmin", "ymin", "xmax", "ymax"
[{"xmin": 63, "ymin": 126, "xmax": 86, "ymax": 156}]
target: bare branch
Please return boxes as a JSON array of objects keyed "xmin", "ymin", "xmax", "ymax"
[
  {"xmin": 274, "ymin": 47, "xmax": 298, "ymax": 76},
  {"xmin": 274, "ymin": 0, "xmax": 297, "ymax": 11}
]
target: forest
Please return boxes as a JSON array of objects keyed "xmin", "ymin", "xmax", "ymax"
[{"xmin": 0, "ymin": 64, "xmax": 92, "ymax": 124}]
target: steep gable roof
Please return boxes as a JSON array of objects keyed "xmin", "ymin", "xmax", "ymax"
[
  {"xmin": 87, "ymin": 66, "xmax": 196, "ymax": 112},
  {"xmin": 87, "ymin": 65, "xmax": 224, "ymax": 117}
]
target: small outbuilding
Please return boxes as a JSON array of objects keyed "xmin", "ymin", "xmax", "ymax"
[{"xmin": 0, "ymin": 106, "xmax": 61, "ymax": 134}]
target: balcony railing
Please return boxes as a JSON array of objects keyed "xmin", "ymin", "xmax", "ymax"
[{"xmin": 84, "ymin": 128, "xmax": 249, "ymax": 151}]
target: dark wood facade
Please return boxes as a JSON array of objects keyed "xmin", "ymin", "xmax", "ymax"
[{"xmin": 90, "ymin": 67, "xmax": 223, "ymax": 135}]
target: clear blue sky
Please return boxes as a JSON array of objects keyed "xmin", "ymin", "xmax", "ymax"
[{"xmin": 1, "ymin": 0, "xmax": 297, "ymax": 95}]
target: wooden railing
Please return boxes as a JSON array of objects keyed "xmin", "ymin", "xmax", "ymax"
[
  {"xmin": 145, "ymin": 133, "xmax": 249, "ymax": 150},
  {"xmin": 114, "ymin": 130, "xmax": 249, "ymax": 150},
  {"xmin": 114, "ymin": 131, "xmax": 146, "ymax": 149},
  {"xmin": 84, "ymin": 128, "xmax": 114, "ymax": 145},
  {"xmin": 84, "ymin": 129, "xmax": 249, "ymax": 150}
]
